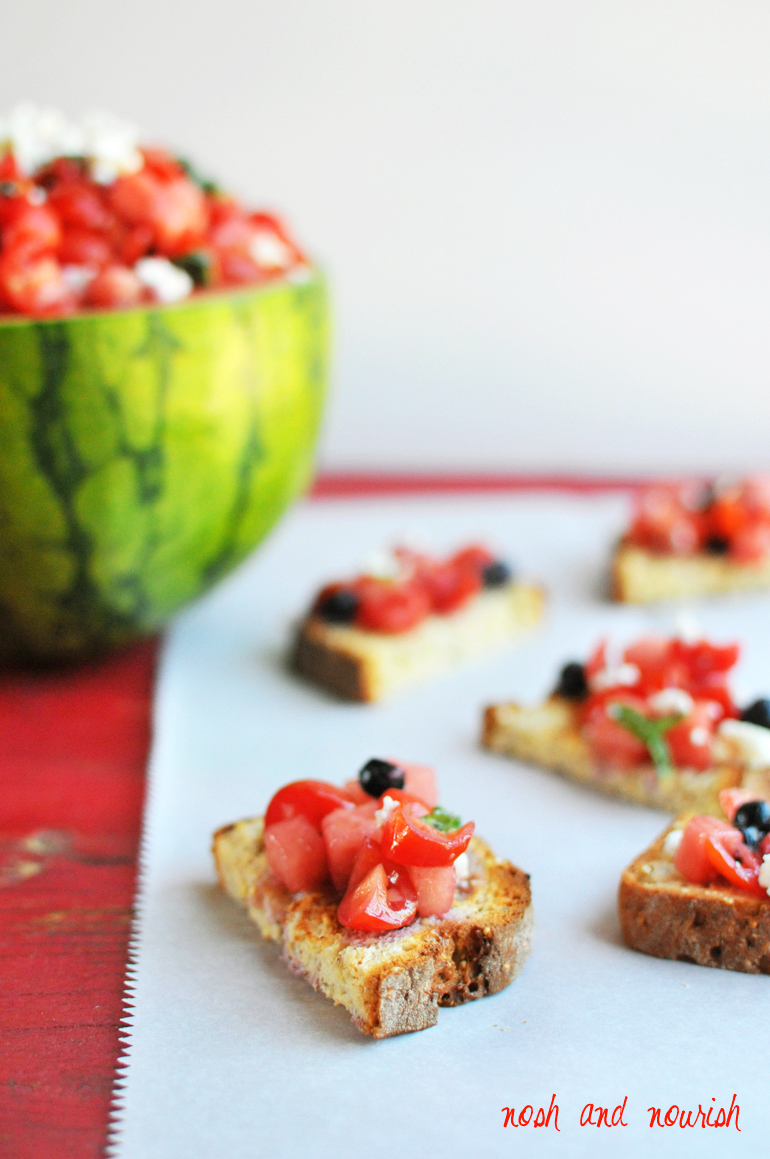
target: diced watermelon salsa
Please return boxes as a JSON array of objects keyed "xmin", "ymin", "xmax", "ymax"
[
  {"xmin": 625, "ymin": 477, "xmax": 770, "ymax": 563},
  {"xmin": 552, "ymin": 632, "xmax": 770, "ymax": 775},
  {"xmin": 0, "ymin": 104, "xmax": 307, "ymax": 317},
  {"xmin": 262, "ymin": 758, "xmax": 475, "ymax": 932},
  {"xmin": 671, "ymin": 793, "xmax": 770, "ymax": 899},
  {"xmin": 311, "ymin": 544, "xmax": 514, "ymax": 634}
]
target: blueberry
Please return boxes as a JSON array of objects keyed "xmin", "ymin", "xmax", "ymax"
[
  {"xmin": 358, "ymin": 758, "xmax": 405, "ymax": 798},
  {"xmin": 482, "ymin": 560, "xmax": 513, "ymax": 588},
  {"xmin": 741, "ymin": 826, "xmax": 766, "ymax": 850},
  {"xmin": 554, "ymin": 661, "xmax": 589, "ymax": 701},
  {"xmin": 733, "ymin": 801, "xmax": 770, "ymax": 847},
  {"xmin": 316, "ymin": 588, "xmax": 359, "ymax": 623},
  {"xmin": 740, "ymin": 698, "xmax": 770, "ymax": 730},
  {"xmin": 705, "ymin": 534, "xmax": 730, "ymax": 555}
]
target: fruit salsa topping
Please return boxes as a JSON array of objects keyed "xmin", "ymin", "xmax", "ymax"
[
  {"xmin": 626, "ymin": 477, "xmax": 770, "ymax": 562},
  {"xmin": 262, "ymin": 760, "xmax": 475, "ymax": 931},
  {"xmin": 551, "ymin": 633, "xmax": 770, "ymax": 775},
  {"xmin": 0, "ymin": 104, "xmax": 307, "ymax": 317},
  {"xmin": 672, "ymin": 791, "xmax": 770, "ymax": 898},
  {"xmin": 312, "ymin": 544, "xmax": 514, "ymax": 635}
]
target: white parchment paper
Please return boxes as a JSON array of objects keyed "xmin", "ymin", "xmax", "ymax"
[{"xmin": 112, "ymin": 493, "xmax": 770, "ymax": 1158}]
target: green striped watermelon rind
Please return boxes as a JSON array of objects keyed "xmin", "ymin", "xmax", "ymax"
[{"xmin": 0, "ymin": 271, "xmax": 329, "ymax": 662}]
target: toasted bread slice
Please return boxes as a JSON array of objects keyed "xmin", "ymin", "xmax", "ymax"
[
  {"xmin": 482, "ymin": 696, "xmax": 755, "ymax": 814},
  {"xmin": 213, "ymin": 817, "xmax": 533, "ymax": 1038},
  {"xmin": 293, "ymin": 582, "xmax": 545, "ymax": 702},
  {"xmin": 612, "ymin": 542, "xmax": 770, "ymax": 603},
  {"xmin": 619, "ymin": 820, "xmax": 770, "ymax": 974}
]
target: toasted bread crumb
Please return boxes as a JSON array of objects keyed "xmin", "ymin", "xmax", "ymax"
[
  {"xmin": 213, "ymin": 817, "xmax": 533, "ymax": 1037},
  {"xmin": 619, "ymin": 821, "xmax": 770, "ymax": 974},
  {"xmin": 294, "ymin": 582, "xmax": 545, "ymax": 702},
  {"xmin": 612, "ymin": 543, "xmax": 770, "ymax": 604},
  {"xmin": 482, "ymin": 695, "xmax": 744, "ymax": 813}
]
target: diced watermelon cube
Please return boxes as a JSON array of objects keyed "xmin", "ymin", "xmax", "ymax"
[
  {"xmin": 342, "ymin": 780, "xmax": 372, "ymax": 805},
  {"xmin": 408, "ymin": 865, "xmax": 456, "ymax": 917},
  {"xmin": 321, "ymin": 805, "xmax": 379, "ymax": 891},
  {"xmin": 264, "ymin": 815, "xmax": 328, "ymax": 892},
  {"xmin": 402, "ymin": 763, "xmax": 437, "ymax": 808}
]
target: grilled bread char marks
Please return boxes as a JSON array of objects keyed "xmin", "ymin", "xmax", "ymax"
[
  {"xmin": 213, "ymin": 818, "xmax": 533, "ymax": 1038},
  {"xmin": 294, "ymin": 582, "xmax": 545, "ymax": 702},
  {"xmin": 482, "ymin": 695, "xmax": 744, "ymax": 814},
  {"xmin": 612, "ymin": 543, "xmax": 770, "ymax": 604},
  {"xmin": 619, "ymin": 823, "xmax": 770, "ymax": 975}
]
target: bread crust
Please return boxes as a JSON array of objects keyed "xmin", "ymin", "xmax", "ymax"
[
  {"xmin": 612, "ymin": 542, "xmax": 770, "ymax": 603},
  {"xmin": 482, "ymin": 696, "xmax": 745, "ymax": 814},
  {"xmin": 293, "ymin": 582, "xmax": 545, "ymax": 702},
  {"xmin": 213, "ymin": 817, "xmax": 533, "ymax": 1037},
  {"xmin": 619, "ymin": 823, "xmax": 770, "ymax": 974}
]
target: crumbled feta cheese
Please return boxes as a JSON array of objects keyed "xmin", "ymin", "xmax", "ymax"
[
  {"xmin": 61, "ymin": 265, "xmax": 97, "ymax": 294},
  {"xmin": 135, "ymin": 258, "xmax": 193, "ymax": 304},
  {"xmin": 0, "ymin": 103, "xmax": 142, "ymax": 181},
  {"xmin": 759, "ymin": 854, "xmax": 770, "ymax": 897},
  {"xmin": 454, "ymin": 851, "xmax": 471, "ymax": 884},
  {"xmin": 592, "ymin": 663, "xmax": 641, "ymax": 692},
  {"xmin": 715, "ymin": 719, "xmax": 770, "ymax": 770},
  {"xmin": 374, "ymin": 794, "xmax": 400, "ymax": 828},
  {"xmin": 690, "ymin": 726, "xmax": 710, "ymax": 747},
  {"xmin": 82, "ymin": 110, "xmax": 143, "ymax": 184},
  {"xmin": 362, "ymin": 547, "xmax": 403, "ymax": 581},
  {"xmin": 674, "ymin": 613, "xmax": 702, "ymax": 644},
  {"xmin": 648, "ymin": 688, "xmax": 693, "ymax": 717},
  {"xmin": 663, "ymin": 828, "xmax": 683, "ymax": 857},
  {"xmin": 248, "ymin": 229, "xmax": 293, "ymax": 270}
]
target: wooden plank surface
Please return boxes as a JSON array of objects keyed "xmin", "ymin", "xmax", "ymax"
[{"xmin": 0, "ymin": 642, "xmax": 156, "ymax": 1159}]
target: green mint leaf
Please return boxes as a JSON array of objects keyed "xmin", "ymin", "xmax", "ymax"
[
  {"xmin": 177, "ymin": 157, "xmax": 221, "ymax": 195},
  {"xmin": 609, "ymin": 704, "xmax": 682, "ymax": 777},
  {"xmin": 423, "ymin": 806, "xmax": 462, "ymax": 833},
  {"xmin": 172, "ymin": 250, "xmax": 212, "ymax": 287}
]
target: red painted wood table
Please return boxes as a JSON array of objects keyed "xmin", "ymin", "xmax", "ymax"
[{"xmin": 0, "ymin": 474, "xmax": 643, "ymax": 1158}]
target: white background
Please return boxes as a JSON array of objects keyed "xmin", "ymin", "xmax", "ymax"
[
  {"xmin": 4, "ymin": 2, "xmax": 770, "ymax": 473},
  {"xmin": 114, "ymin": 493, "xmax": 770, "ymax": 1157}
]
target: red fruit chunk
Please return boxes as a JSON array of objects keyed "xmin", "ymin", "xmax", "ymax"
[
  {"xmin": 627, "ymin": 485, "xmax": 702, "ymax": 554},
  {"xmin": 3, "ymin": 203, "xmax": 61, "ymax": 255},
  {"xmin": 581, "ymin": 693, "xmax": 649, "ymax": 767},
  {"xmin": 674, "ymin": 815, "xmax": 736, "ymax": 885},
  {"xmin": 704, "ymin": 826, "xmax": 765, "ymax": 896},
  {"xmin": 719, "ymin": 788, "xmax": 761, "ymax": 822},
  {"xmin": 421, "ymin": 559, "xmax": 481, "ymax": 614},
  {"xmin": 58, "ymin": 228, "xmax": 112, "ymax": 268},
  {"xmin": 354, "ymin": 577, "xmax": 431, "ymax": 634},
  {"xmin": 141, "ymin": 148, "xmax": 186, "ymax": 181},
  {"xmin": 0, "ymin": 252, "xmax": 74, "ymax": 316},
  {"xmin": 110, "ymin": 171, "xmax": 207, "ymax": 255},
  {"xmin": 731, "ymin": 522, "xmax": 770, "ymax": 563},
  {"xmin": 381, "ymin": 803, "xmax": 474, "ymax": 867},
  {"xmin": 450, "ymin": 544, "xmax": 495, "ymax": 573},
  {"xmin": 337, "ymin": 861, "xmax": 417, "ymax": 931},
  {"xmin": 401, "ymin": 763, "xmax": 438, "ymax": 808},
  {"xmin": 49, "ymin": 182, "xmax": 113, "ymax": 232},
  {"xmin": 408, "ymin": 865, "xmax": 456, "ymax": 917},
  {"xmin": 264, "ymin": 815, "xmax": 329, "ymax": 892},
  {"xmin": 84, "ymin": 265, "xmax": 145, "ymax": 309},
  {"xmin": 321, "ymin": 805, "xmax": 378, "ymax": 891},
  {"xmin": 341, "ymin": 779, "xmax": 373, "ymax": 806},
  {"xmin": 346, "ymin": 836, "xmax": 383, "ymax": 892},
  {"xmin": 666, "ymin": 701, "xmax": 717, "ymax": 771},
  {"xmin": 264, "ymin": 779, "xmax": 355, "ymax": 831}
]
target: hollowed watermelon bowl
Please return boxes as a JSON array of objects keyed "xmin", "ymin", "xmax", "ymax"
[{"xmin": 0, "ymin": 271, "xmax": 329, "ymax": 662}]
